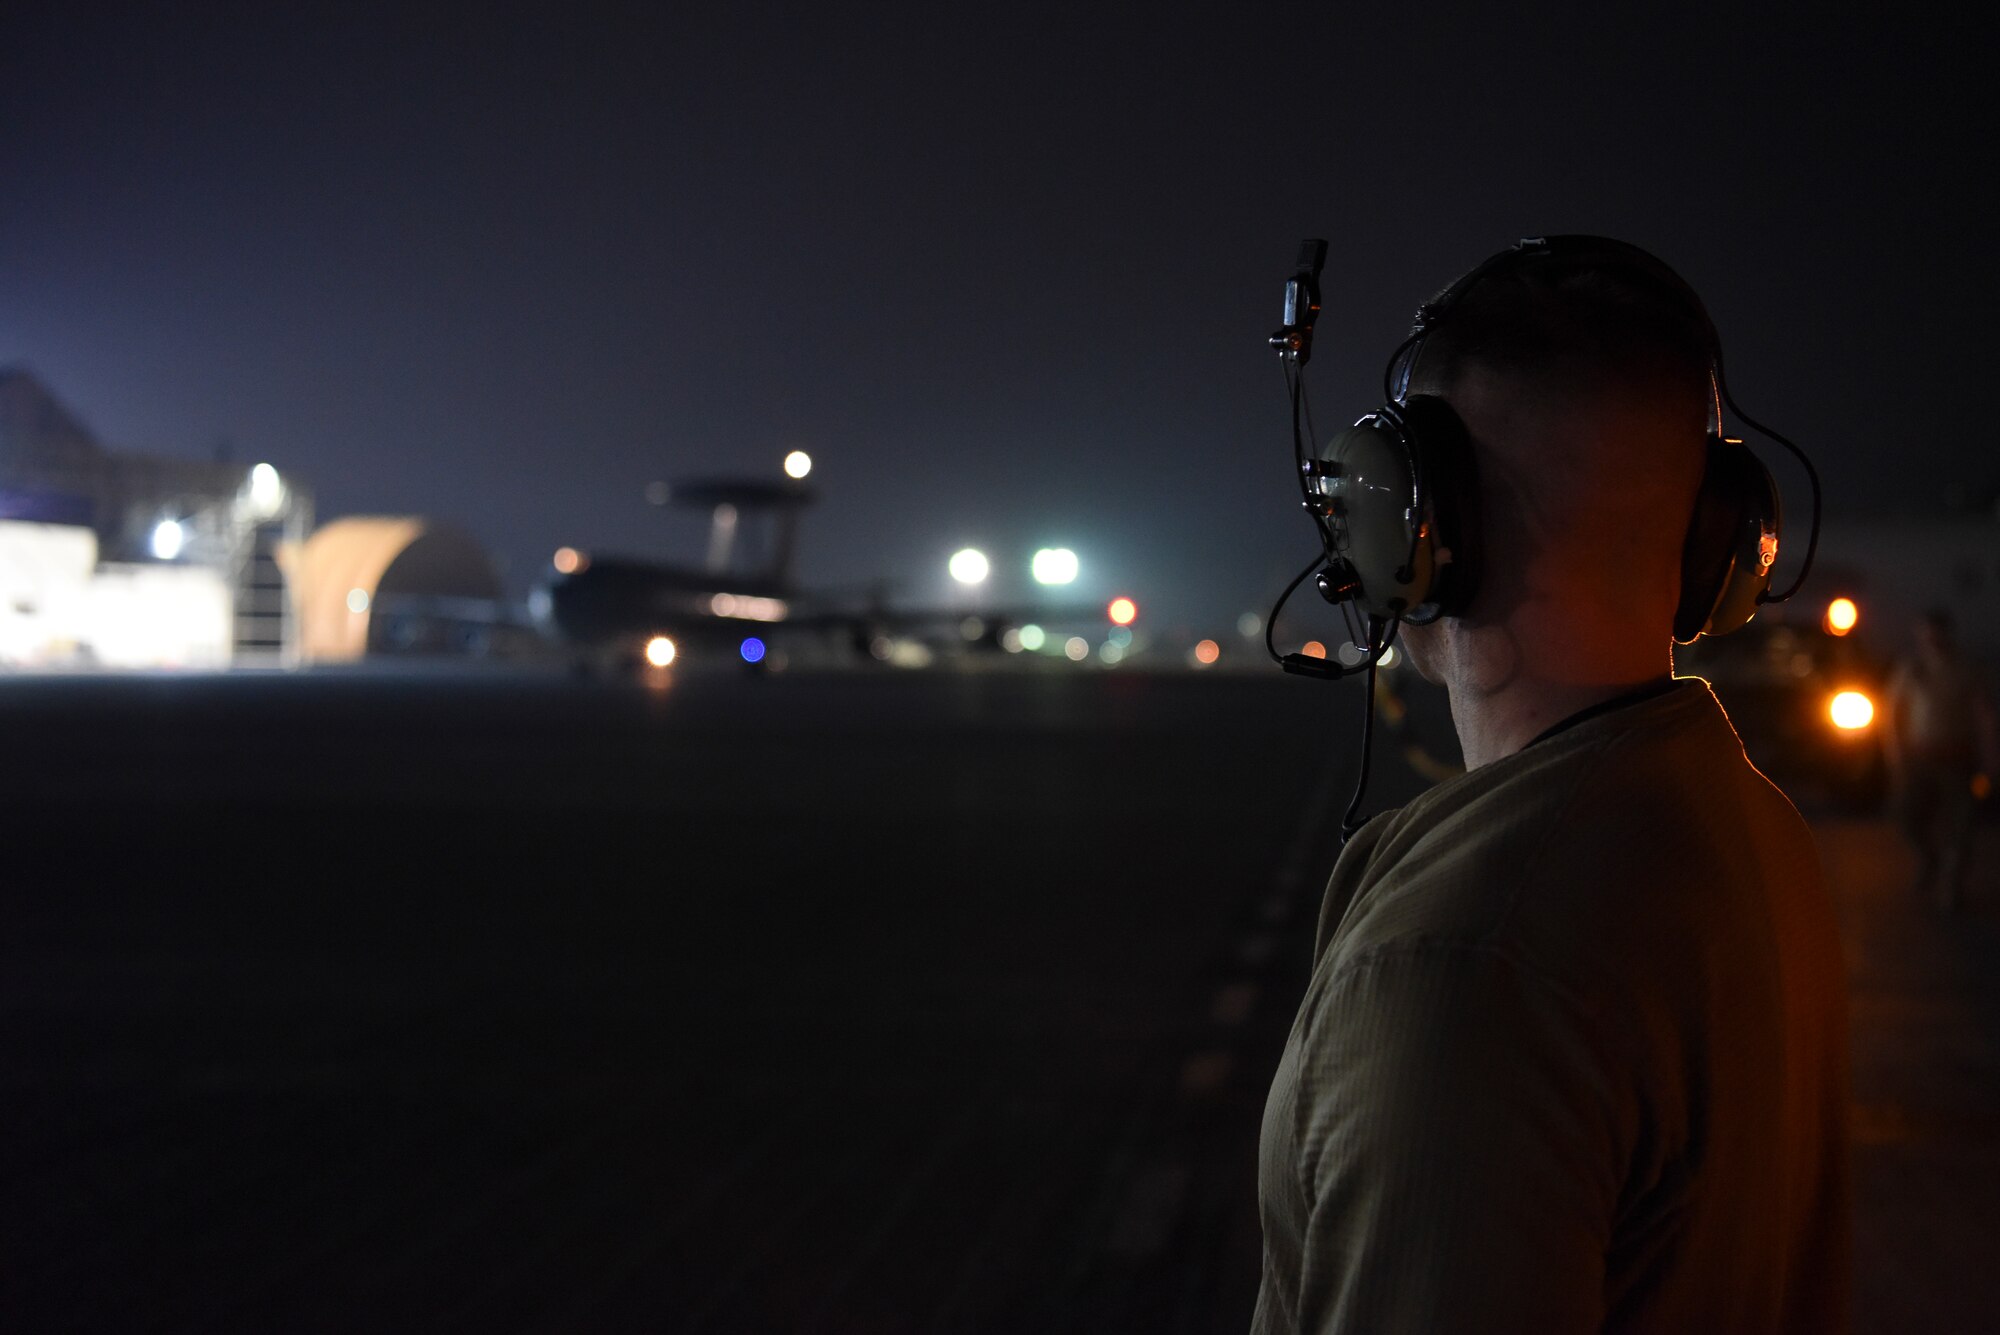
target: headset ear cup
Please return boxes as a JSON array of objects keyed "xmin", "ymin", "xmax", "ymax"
[
  {"xmin": 1320, "ymin": 416, "xmax": 1421, "ymax": 621},
  {"xmin": 1675, "ymin": 439, "xmax": 1781, "ymax": 643},
  {"xmin": 1396, "ymin": 395, "xmax": 1481, "ymax": 620}
]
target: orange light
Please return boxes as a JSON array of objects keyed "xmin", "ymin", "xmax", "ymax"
[
  {"xmin": 553, "ymin": 546, "xmax": 587, "ymax": 575},
  {"xmin": 1824, "ymin": 597, "xmax": 1858, "ymax": 635},
  {"xmin": 1193, "ymin": 638, "xmax": 1220, "ymax": 665},
  {"xmin": 1829, "ymin": 690, "xmax": 1873, "ymax": 731},
  {"xmin": 1300, "ymin": 640, "xmax": 1327, "ymax": 660},
  {"xmin": 1107, "ymin": 597, "xmax": 1138, "ymax": 626},
  {"xmin": 644, "ymin": 635, "xmax": 677, "ymax": 668}
]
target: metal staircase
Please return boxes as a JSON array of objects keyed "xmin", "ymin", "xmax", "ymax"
[{"xmin": 231, "ymin": 522, "xmax": 292, "ymax": 664}]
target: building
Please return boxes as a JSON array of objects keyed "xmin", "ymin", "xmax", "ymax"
[{"xmin": 0, "ymin": 367, "xmax": 310, "ymax": 667}]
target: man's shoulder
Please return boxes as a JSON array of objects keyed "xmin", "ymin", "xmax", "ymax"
[{"xmin": 1325, "ymin": 683, "xmax": 1814, "ymax": 978}]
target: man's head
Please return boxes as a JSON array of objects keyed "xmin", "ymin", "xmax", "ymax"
[{"xmin": 1397, "ymin": 244, "xmax": 1715, "ymax": 693}]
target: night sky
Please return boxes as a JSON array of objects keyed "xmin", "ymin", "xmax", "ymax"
[{"xmin": 3, "ymin": 5, "xmax": 1991, "ymax": 633}]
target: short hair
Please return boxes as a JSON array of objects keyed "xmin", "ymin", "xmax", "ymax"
[{"xmin": 1410, "ymin": 249, "xmax": 1716, "ymax": 430}]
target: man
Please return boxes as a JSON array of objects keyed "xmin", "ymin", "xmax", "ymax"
[
  {"xmin": 1253, "ymin": 245, "xmax": 1851, "ymax": 1332},
  {"xmin": 1884, "ymin": 609, "xmax": 1995, "ymax": 909}
]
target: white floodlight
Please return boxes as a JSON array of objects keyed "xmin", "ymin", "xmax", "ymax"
[
  {"xmin": 948, "ymin": 547, "xmax": 990, "ymax": 585},
  {"xmin": 783, "ymin": 450, "xmax": 813, "ymax": 480},
  {"xmin": 247, "ymin": 463, "xmax": 284, "ymax": 518},
  {"xmin": 150, "ymin": 519, "xmax": 186, "ymax": 561},
  {"xmin": 1031, "ymin": 547, "xmax": 1079, "ymax": 586}
]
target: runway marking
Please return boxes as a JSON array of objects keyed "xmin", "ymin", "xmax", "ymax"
[
  {"xmin": 1077, "ymin": 747, "xmax": 1351, "ymax": 1286},
  {"xmin": 1210, "ymin": 982, "xmax": 1259, "ymax": 1025}
]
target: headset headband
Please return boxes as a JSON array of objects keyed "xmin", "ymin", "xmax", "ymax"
[{"xmin": 1388, "ymin": 236, "xmax": 1725, "ymax": 426}]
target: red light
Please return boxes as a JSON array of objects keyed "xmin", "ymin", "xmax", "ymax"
[{"xmin": 1107, "ymin": 597, "xmax": 1138, "ymax": 626}]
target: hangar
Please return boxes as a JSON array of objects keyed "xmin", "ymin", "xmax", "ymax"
[{"xmin": 285, "ymin": 517, "xmax": 504, "ymax": 662}]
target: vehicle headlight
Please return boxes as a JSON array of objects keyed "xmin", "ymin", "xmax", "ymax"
[{"xmin": 1829, "ymin": 690, "xmax": 1874, "ymax": 731}]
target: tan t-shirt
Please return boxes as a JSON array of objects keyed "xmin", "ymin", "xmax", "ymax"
[{"xmin": 1252, "ymin": 680, "xmax": 1850, "ymax": 1334}]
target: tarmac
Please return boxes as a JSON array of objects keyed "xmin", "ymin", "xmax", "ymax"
[
  {"xmin": 1, "ymin": 666, "xmax": 1994, "ymax": 1331},
  {"xmin": 1828, "ymin": 817, "xmax": 2000, "ymax": 1332}
]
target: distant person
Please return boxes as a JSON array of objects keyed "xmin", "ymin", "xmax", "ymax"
[
  {"xmin": 1253, "ymin": 241, "xmax": 1850, "ymax": 1333},
  {"xmin": 1885, "ymin": 609, "xmax": 1996, "ymax": 909}
]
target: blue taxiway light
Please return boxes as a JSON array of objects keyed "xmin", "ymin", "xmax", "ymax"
[{"xmin": 740, "ymin": 636, "xmax": 767, "ymax": 664}]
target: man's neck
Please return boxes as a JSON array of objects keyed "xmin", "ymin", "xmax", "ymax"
[{"xmin": 1446, "ymin": 672, "xmax": 1671, "ymax": 769}]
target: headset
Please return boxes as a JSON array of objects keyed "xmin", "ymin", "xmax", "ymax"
[{"xmin": 1266, "ymin": 235, "xmax": 1822, "ymax": 835}]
